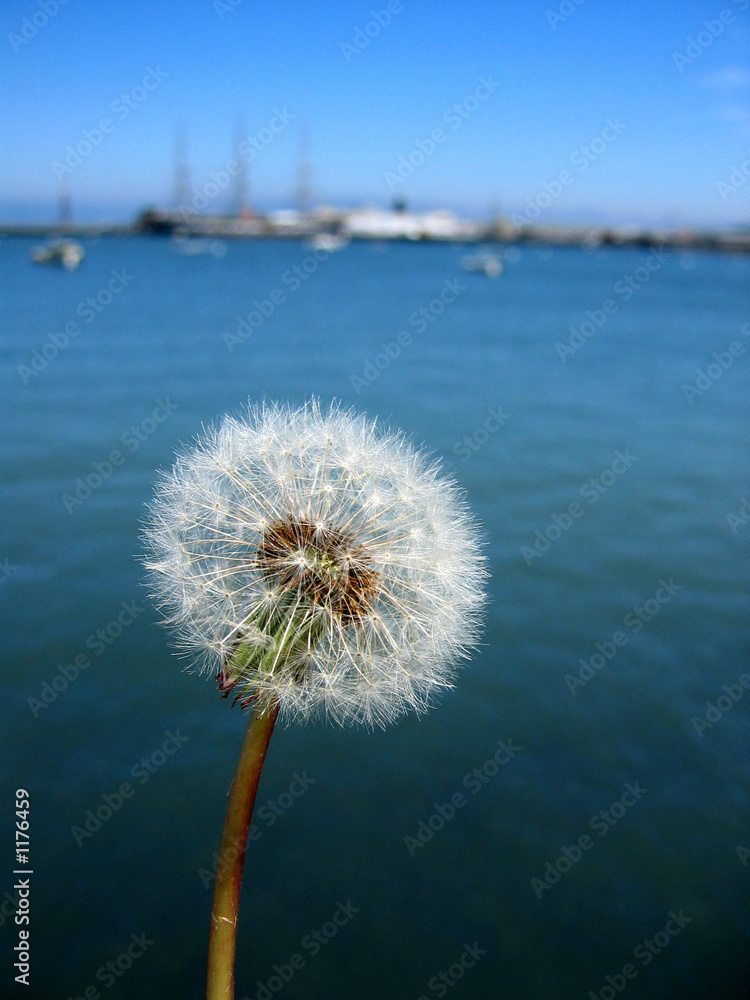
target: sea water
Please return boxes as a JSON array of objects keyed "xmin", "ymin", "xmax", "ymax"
[{"xmin": 1, "ymin": 236, "xmax": 748, "ymax": 998}]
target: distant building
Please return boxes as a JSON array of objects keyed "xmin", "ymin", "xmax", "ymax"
[{"xmin": 341, "ymin": 207, "xmax": 482, "ymax": 241}]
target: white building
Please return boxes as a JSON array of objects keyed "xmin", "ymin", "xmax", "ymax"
[{"xmin": 341, "ymin": 207, "xmax": 481, "ymax": 241}]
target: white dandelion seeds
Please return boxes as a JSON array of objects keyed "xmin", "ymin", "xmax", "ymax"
[
  {"xmin": 143, "ymin": 398, "xmax": 487, "ymax": 997},
  {"xmin": 143, "ymin": 398, "xmax": 487, "ymax": 727}
]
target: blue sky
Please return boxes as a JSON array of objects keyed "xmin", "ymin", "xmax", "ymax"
[{"xmin": 2, "ymin": 0, "xmax": 749, "ymax": 226}]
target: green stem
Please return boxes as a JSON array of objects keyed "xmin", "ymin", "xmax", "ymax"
[{"xmin": 206, "ymin": 703, "xmax": 279, "ymax": 1000}]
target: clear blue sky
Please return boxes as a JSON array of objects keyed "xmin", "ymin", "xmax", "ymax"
[{"xmin": 2, "ymin": 0, "xmax": 749, "ymax": 226}]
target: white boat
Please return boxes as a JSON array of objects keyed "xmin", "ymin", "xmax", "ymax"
[
  {"xmin": 172, "ymin": 235, "xmax": 227, "ymax": 257},
  {"xmin": 31, "ymin": 239, "xmax": 85, "ymax": 270},
  {"xmin": 309, "ymin": 233, "xmax": 349, "ymax": 252},
  {"xmin": 461, "ymin": 252, "xmax": 503, "ymax": 278}
]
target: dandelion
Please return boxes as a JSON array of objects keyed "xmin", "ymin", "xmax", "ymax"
[{"xmin": 142, "ymin": 399, "xmax": 486, "ymax": 999}]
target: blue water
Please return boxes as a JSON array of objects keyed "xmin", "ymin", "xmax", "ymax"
[{"xmin": 1, "ymin": 236, "xmax": 749, "ymax": 999}]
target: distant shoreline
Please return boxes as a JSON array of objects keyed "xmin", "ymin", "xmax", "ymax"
[{"xmin": 3, "ymin": 221, "xmax": 748, "ymax": 254}]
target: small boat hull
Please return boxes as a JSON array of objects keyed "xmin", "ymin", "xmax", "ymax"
[
  {"xmin": 31, "ymin": 240, "xmax": 85, "ymax": 270},
  {"xmin": 461, "ymin": 252, "xmax": 503, "ymax": 277}
]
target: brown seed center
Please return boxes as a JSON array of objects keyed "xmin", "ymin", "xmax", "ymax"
[{"xmin": 257, "ymin": 517, "xmax": 378, "ymax": 624}]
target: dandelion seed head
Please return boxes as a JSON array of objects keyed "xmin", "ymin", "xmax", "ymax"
[{"xmin": 142, "ymin": 399, "xmax": 486, "ymax": 727}]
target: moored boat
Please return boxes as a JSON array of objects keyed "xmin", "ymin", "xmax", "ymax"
[
  {"xmin": 461, "ymin": 252, "xmax": 503, "ymax": 277},
  {"xmin": 31, "ymin": 240, "xmax": 85, "ymax": 270}
]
